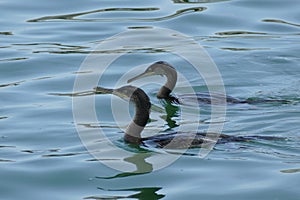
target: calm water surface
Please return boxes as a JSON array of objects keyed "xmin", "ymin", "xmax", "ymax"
[{"xmin": 1, "ymin": 0, "xmax": 300, "ymax": 199}]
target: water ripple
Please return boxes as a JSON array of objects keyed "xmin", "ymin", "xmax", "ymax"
[
  {"xmin": 84, "ymin": 187, "xmax": 164, "ymax": 200},
  {"xmin": 9, "ymin": 38, "xmax": 185, "ymax": 54},
  {"xmin": 0, "ymin": 31, "xmax": 13, "ymax": 35},
  {"xmin": 173, "ymin": 0, "xmax": 229, "ymax": 3},
  {"xmin": 0, "ymin": 159, "xmax": 15, "ymax": 163},
  {"xmin": 0, "ymin": 80, "xmax": 25, "ymax": 88},
  {"xmin": 280, "ymin": 168, "xmax": 300, "ymax": 174},
  {"xmin": 0, "ymin": 57, "xmax": 28, "ymax": 62},
  {"xmin": 34, "ymin": 46, "xmax": 169, "ymax": 54},
  {"xmin": 27, "ymin": 7, "xmax": 206, "ymax": 22},
  {"xmin": 13, "ymin": 42, "xmax": 88, "ymax": 54},
  {"xmin": 42, "ymin": 152, "xmax": 85, "ymax": 157},
  {"xmin": 262, "ymin": 19, "xmax": 300, "ymax": 28},
  {"xmin": 215, "ymin": 31, "xmax": 268, "ymax": 36},
  {"xmin": 0, "ymin": 145, "xmax": 15, "ymax": 148},
  {"xmin": 220, "ymin": 47, "xmax": 270, "ymax": 51}
]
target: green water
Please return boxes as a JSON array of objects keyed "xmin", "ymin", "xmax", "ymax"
[{"xmin": 1, "ymin": 0, "xmax": 300, "ymax": 199}]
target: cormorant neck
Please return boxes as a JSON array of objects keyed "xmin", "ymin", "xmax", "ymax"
[
  {"xmin": 157, "ymin": 66, "xmax": 177, "ymax": 99},
  {"xmin": 124, "ymin": 90, "xmax": 151, "ymax": 144}
]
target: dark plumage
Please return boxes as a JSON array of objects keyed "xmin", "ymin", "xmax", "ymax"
[
  {"xmin": 95, "ymin": 85, "xmax": 282, "ymax": 149},
  {"xmin": 128, "ymin": 61, "xmax": 291, "ymax": 105}
]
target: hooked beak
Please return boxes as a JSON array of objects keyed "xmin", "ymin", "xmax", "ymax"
[
  {"xmin": 127, "ymin": 71, "xmax": 156, "ymax": 83},
  {"xmin": 94, "ymin": 86, "xmax": 130, "ymax": 101},
  {"xmin": 94, "ymin": 86, "xmax": 113, "ymax": 94}
]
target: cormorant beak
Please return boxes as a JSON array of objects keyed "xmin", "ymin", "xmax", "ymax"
[
  {"xmin": 94, "ymin": 86, "xmax": 130, "ymax": 100},
  {"xmin": 127, "ymin": 71, "xmax": 156, "ymax": 83},
  {"xmin": 94, "ymin": 86, "xmax": 113, "ymax": 94}
]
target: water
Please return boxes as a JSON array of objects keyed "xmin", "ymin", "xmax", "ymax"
[{"xmin": 1, "ymin": 0, "xmax": 300, "ymax": 199}]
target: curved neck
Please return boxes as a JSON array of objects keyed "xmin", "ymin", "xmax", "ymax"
[
  {"xmin": 157, "ymin": 67, "xmax": 177, "ymax": 99},
  {"xmin": 124, "ymin": 93, "xmax": 151, "ymax": 144}
]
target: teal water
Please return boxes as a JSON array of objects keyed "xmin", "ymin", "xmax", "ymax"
[{"xmin": 1, "ymin": 0, "xmax": 300, "ymax": 199}]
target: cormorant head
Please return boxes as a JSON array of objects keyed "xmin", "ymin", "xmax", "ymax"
[
  {"xmin": 95, "ymin": 85, "xmax": 151, "ymax": 110},
  {"xmin": 127, "ymin": 61, "xmax": 175, "ymax": 83},
  {"xmin": 114, "ymin": 85, "xmax": 146, "ymax": 102}
]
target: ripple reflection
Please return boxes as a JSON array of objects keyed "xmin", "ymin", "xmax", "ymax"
[
  {"xmin": 84, "ymin": 187, "xmax": 164, "ymax": 200},
  {"xmin": 262, "ymin": 19, "xmax": 300, "ymax": 28},
  {"xmin": 27, "ymin": 7, "xmax": 206, "ymax": 22}
]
